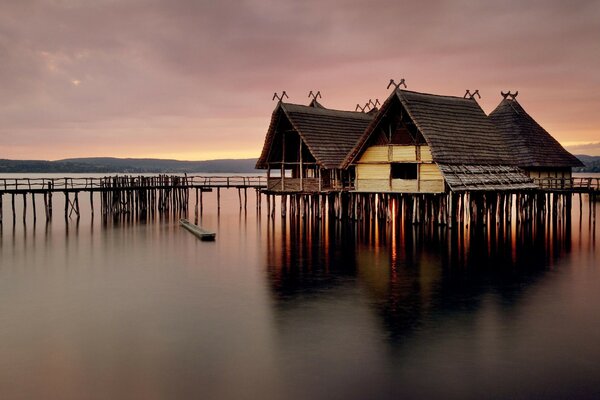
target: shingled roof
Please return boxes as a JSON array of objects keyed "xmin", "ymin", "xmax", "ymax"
[
  {"xmin": 256, "ymin": 102, "xmax": 373, "ymax": 169},
  {"xmin": 489, "ymin": 98, "xmax": 583, "ymax": 168},
  {"xmin": 344, "ymin": 89, "xmax": 516, "ymax": 168},
  {"xmin": 439, "ymin": 165, "xmax": 537, "ymax": 191}
]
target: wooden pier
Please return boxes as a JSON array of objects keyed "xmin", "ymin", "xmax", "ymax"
[
  {"xmin": 0, "ymin": 175, "xmax": 598, "ymax": 228},
  {"xmin": 0, "ymin": 175, "xmax": 266, "ymax": 223}
]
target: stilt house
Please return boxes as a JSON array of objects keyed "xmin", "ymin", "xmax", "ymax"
[
  {"xmin": 256, "ymin": 100, "xmax": 373, "ymax": 193},
  {"xmin": 489, "ymin": 96, "xmax": 583, "ymax": 187},
  {"xmin": 342, "ymin": 89, "xmax": 537, "ymax": 193}
]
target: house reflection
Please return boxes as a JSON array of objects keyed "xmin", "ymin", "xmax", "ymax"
[{"xmin": 264, "ymin": 214, "xmax": 573, "ymax": 344}]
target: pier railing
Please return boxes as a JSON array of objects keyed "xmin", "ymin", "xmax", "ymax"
[
  {"xmin": 0, "ymin": 175, "xmax": 267, "ymax": 192},
  {"xmin": 533, "ymin": 177, "xmax": 600, "ymax": 191}
]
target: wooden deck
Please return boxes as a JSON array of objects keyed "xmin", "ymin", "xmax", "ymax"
[
  {"xmin": 0, "ymin": 175, "xmax": 266, "ymax": 194},
  {"xmin": 533, "ymin": 177, "xmax": 600, "ymax": 192},
  {"xmin": 0, "ymin": 175, "xmax": 267, "ymax": 222}
]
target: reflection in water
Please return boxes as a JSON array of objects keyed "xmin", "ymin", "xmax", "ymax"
[
  {"xmin": 264, "ymin": 206, "xmax": 599, "ymax": 399},
  {"xmin": 266, "ymin": 214, "xmax": 573, "ymax": 342},
  {"xmin": 0, "ymin": 187, "xmax": 598, "ymax": 400}
]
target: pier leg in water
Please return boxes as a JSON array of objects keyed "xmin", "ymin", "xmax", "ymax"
[
  {"xmin": 65, "ymin": 192, "xmax": 69, "ymax": 219},
  {"xmin": 32, "ymin": 193, "xmax": 36, "ymax": 222},
  {"xmin": 90, "ymin": 191, "xmax": 94, "ymax": 217},
  {"xmin": 22, "ymin": 193, "xmax": 27, "ymax": 223},
  {"xmin": 0, "ymin": 194, "xmax": 2, "ymax": 224}
]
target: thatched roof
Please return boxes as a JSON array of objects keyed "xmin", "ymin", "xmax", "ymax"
[
  {"xmin": 256, "ymin": 102, "xmax": 373, "ymax": 169},
  {"xmin": 343, "ymin": 89, "xmax": 516, "ymax": 168},
  {"xmin": 439, "ymin": 164, "xmax": 537, "ymax": 191},
  {"xmin": 489, "ymin": 98, "xmax": 583, "ymax": 168}
]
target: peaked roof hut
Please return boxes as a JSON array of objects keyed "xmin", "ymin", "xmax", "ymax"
[
  {"xmin": 343, "ymin": 89, "xmax": 537, "ymax": 192},
  {"xmin": 257, "ymin": 100, "xmax": 373, "ymax": 192},
  {"xmin": 489, "ymin": 98, "xmax": 583, "ymax": 169}
]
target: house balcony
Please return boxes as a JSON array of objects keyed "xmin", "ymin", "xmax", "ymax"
[{"xmin": 267, "ymin": 177, "xmax": 320, "ymax": 193}]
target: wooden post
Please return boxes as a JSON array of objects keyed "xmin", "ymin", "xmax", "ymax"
[
  {"xmin": 217, "ymin": 188, "xmax": 221, "ymax": 210},
  {"xmin": 299, "ymin": 139, "xmax": 303, "ymax": 192},
  {"xmin": 281, "ymin": 132, "xmax": 285, "ymax": 189},
  {"xmin": 32, "ymin": 193, "xmax": 36, "ymax": 222},
  {"xmin": 90, "ymin": 191, "xmax": 94, "ymax": 217},
  {"xmin": 11, "ymin": 194, "xmax": 15, "ymax": 222},
  {"xmin": 22, "ymin": 193, "xmax": 27, "ymax": 223},
  {"xmin": 64, "ymin": 192, "xmax": 69, "ymax": 219},
  {"xmin": 75, "ymin": 192, "xmax": 80, "ymax": 217}
]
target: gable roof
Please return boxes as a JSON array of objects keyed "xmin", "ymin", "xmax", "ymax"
[
  {"xmin": 256, "ymin": 102, "xmax": 373, "ymax": 169},
  {"xmin": 343, "ymin": 89, "xmax": 516, "ymax": 168},
  {"xmin": 489, "ymin": 98, "xmax": 583, "ymax": 168}
]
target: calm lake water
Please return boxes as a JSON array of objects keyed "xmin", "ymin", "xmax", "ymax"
[{"xmin": 1, "ymin": 174, "xmax": 599, "ymax": 399}]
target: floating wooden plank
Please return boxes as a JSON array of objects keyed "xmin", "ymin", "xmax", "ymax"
[{"xmin": 179, "ymin": 218, "xmax": 216, "ymax": 241}]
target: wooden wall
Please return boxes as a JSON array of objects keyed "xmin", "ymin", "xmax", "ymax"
[
  {"xmin": 527, "ymin": 168, "xmax": 573, "ymax": 189},
  {"xmin": 355, "ymin": 145, "xmax": 444, "ymax": 193}
]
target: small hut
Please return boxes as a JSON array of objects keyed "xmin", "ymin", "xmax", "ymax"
[
  {"xmin": 343, "ymin": 89, "xmax": 537, "ymax": 193},
  {"xmin": 489, "ymin": 96, "xmax": 583, "ymax": 187},
  {"xmin": 256, "ymin": 100, "xmax": 373, "ymax": 193}
]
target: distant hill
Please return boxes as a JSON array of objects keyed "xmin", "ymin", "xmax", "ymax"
[
  {"xmin": 574, "ymin": 155, "xmax": 600, "ymax": 173},
  {"xmin": 0, "ymin": 157, "xmax": 259, "ymax": 173}
]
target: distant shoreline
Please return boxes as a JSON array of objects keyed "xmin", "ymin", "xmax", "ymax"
[{"xmin": 0, "ymin": 157, "xmax": 259, "ymax": 174}]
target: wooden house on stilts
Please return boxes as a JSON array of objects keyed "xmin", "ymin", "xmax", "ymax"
[
  {"xmin": 255, "ymin": 85, "xmax": 589, "ymax": 225},
  {"xmin": 489, "ymin": 95, "xmax": 583, "ymax": 188},
  {"xmin": 256, "ymin": 99, "xmax": 373, "ymax": 193},
  {"xmin": 342, "ymin": 89, "xmax": 537, "ymax": 193}
]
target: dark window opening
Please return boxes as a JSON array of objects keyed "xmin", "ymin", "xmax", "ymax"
[{"xmin": 391, "ymin": 163, "xmax": 417, "ymax": 180}]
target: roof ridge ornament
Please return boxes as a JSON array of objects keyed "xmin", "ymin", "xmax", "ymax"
[
  {"xmin": 355, "ymin": 103, "xmax": 367, "ymax": 112},
  {"xmin": 272, "ymin": 91, "xmax": 289, "ymax": 102},
  {"xmin": 501, "ymin": 90, "xmax": 518, "ymax": 100},
  {"xmin": 464, "ymin": 89, "xmax": 481, "ymax": 99},
  {"xmin": 308, "ymin": 90, "xmax": 322, "ymax": 101},
  {"xmin": 369, "ymin": 99, "xmax": 381, "ymax": 108},
  {"xmin": 387, "ymin": 78, "xmax": 407, "ymax": 90}
]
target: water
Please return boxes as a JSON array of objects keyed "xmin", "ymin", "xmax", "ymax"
[{"xmin": 0, "ymin": 174, "xmax": 598, "ymax": 399}]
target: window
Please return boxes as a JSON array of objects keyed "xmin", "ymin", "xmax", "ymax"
[{"xmin": 391, "ymin": 163, "xmax": 417, "ymax": 180}]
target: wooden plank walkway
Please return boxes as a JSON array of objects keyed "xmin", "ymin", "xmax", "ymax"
[
  {"xmin": 0, "ymin": 175, "xmax": 267, "ymax": 222},
  {"xmin": 0, "ymin": 175, "xmax": 266, "ymax": 194},
  {"xmin": 533, "ymin": 177, "xmax": 600, "ymax": 193}
]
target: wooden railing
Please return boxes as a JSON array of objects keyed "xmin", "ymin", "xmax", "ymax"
[
  {"xmin": 267, "ymin": 178, "xmax": 320, "ymax": 192},
  {"xmin": 0, "ymin": 175, "xmax": 267, "ymax": 192},
  {"xmin": 533, "ymin": 177, "xmax": 600, "ymax": 191}
]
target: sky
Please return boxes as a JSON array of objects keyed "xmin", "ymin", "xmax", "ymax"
[{"xmin": 1, "ymin": 0, "xmax": 600, "ymax": 160}]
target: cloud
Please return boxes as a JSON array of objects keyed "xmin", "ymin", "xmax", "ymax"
[
  {"xmin": 0, "ymin": 0, "xmax": 599, "ymax": 159},
  {"xmin": 565, "ymin": 142, "xmax": 600, "ymax": 156}
]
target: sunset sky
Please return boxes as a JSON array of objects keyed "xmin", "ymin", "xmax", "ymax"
[{"xmin": 2, "ymin": 0, "xmax": 599, "ymax": 160}]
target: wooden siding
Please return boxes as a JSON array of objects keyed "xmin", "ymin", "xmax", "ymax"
[
  {"xmin": 391, "ymin": 179, "xmax": 418, "ymax": 192},
  {"xmin": 357, "ymin": 164, "xmax": 390, "ymax": 180},
  {"xmin": 355, "ymin": 145, "xmax": 445, "ymax": 193},
  {"xmin": 391, "ymin": 146, "xmax": 417, "ymax": 162},
  {"xmin": 356, "ymin": 179, "xmax": 390, "ymax": 192},
  {"xmin": 528, "ymin": 169, "xmax": 571, "ymax": 179},
  {"xmin": 359, "ymin": 146, "xmax": 388, "ymax": 162},
  {"xmin": 359, "ymin": 145, "xmax": 433, "ymax": 163},
  {"xmin": 420, "ymin": 146, "xmax": 433, "ymax": 162},
  {"xmin": 419, "ymin": 163, "xmax": 443, "ymax": 180},
  {"xmin": 419, "ymin": 180, "xmax": 445, "ymax": 193}
]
